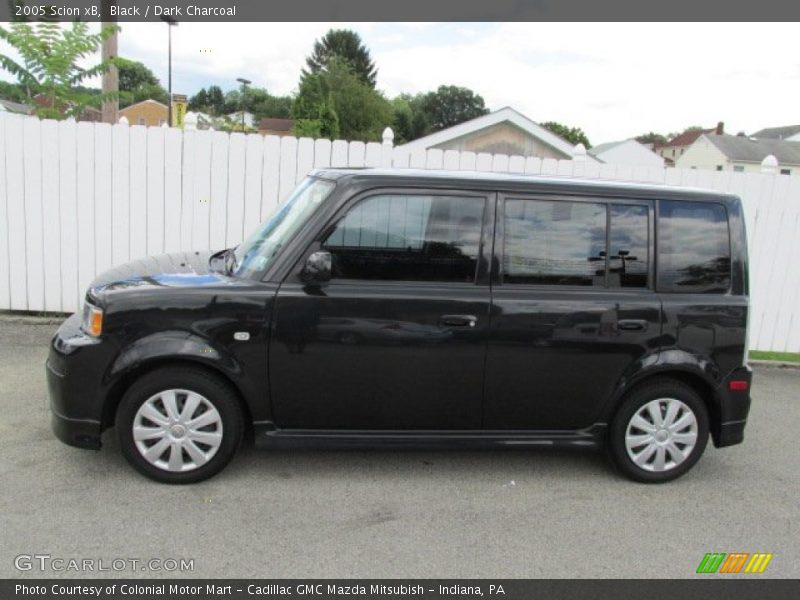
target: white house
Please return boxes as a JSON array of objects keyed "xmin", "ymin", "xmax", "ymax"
[
  {"xmin": 752, "ymin": 125, "xmax": 800, "ymax": 142},
  {"xmin": 396, "ymin": 107, "xmax": 597, "ymax": 161},
  {"xmin": 677, "ymin": 134, "xmax": 800, "ymax": 175},
  {"xmin": 588, "ymin": 139, "xmax": 665, "ymax": 168}
]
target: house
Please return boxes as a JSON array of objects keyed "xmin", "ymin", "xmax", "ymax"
[
  {"xmin": 258, "ymin": 118, "xmax": 294, "ymax": 137},
  {"xmin": 185, "ymin": 110, "xmax": 217, "ymax": 130},
  {"xmin": 655, "ymin": 122, "xmax": 724, "ymax": 166},
  {"xmin": 120, "ymin": 99, "xmax": 168, "ymax": 127},
  {"xmin": 31, "ymin": 94, "xmax": 101, "ymax": 122},
  {"xmin": 751, "ymin": 124, "xmax": 800, "ymax": 142},
  {"xmin": 395, "ymin": 107, "xmax": 595, "ymax": 161},
  {"xmin": 676, "ymin": 133, "xmax": 800, "ymax": 175},
  {"xmin": 0, "ymin": 98, "xmax": 31, "ymax": 115},
  {"xmin": 225, "ymin": 111, "xmax": 257, "ymax": 129},
  {"xmin": 588, "ymin": 139, "xmax": 665, "ymax": 168}
]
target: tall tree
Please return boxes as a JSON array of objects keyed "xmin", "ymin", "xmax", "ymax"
[
  {"xmin": 0, "ymin": 21, "xmax": 119, "ymax": 119},
  {"xmin": 303, "ymin": 29, "xmax": 378, "ymax": 88},
  {"xmin": 115, "ymin": 57, "xmax": 168, "ymax": 108},
  {"xmin": 540, "ymin": 121, "xmax": 591, "ymax": 148},
  {"xmin": 293, "ymin": 60, "xmax": 391, "ymax": 141},
  {"xmin": 418, "ymin": 85, "xmax": 489, "ymax": 133}
]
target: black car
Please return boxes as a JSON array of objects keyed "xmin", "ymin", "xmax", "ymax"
[{"xmin": 47, "ymin": 169, "xmax": 752, "ymax": 483}]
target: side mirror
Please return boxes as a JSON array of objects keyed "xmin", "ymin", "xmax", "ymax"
[{"xmin": 302, "ymin": 251, "xmax": 332, "ymax": 285}]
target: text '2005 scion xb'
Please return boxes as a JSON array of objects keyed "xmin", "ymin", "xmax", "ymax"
[{"xmin": 47, "ymin": 169, "xmax": 752, "ymax": 483}]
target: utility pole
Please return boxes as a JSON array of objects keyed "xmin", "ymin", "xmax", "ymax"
[
  {"xmin": 162, "ymin": 16, "xmax": 178, "ymax": 125},
  {"xmin": 236, "ymin": 77, "xmax": 251, "ymax": 131},
  {"xmin": 100, "ymin": 1, "xmax": 118, "ymax": 124}
]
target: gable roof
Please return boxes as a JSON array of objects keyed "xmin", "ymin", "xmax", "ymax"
[
  {"xmin": 751, "ymin": 125, "xmax": 800, "ymax": 140},
  {"xmin": 396, "ymin": 106, "xmax": 585, "ymax": 159},
  {"xmin": 120, "ymin": 99, "xmax": 168, "ymax": 112},
  {"xmin": 587, "ymin": 140, "xmax": 627, "ymax": 155},
  {"xmin": 661, "ymin": 127, "xmax": 715, "ymax": 149},
  {"xmin": 0, "ymin": 98, "xmax": 31, "ymax": 114},
  {"xmin": 705, "ymin": 134, "xmax": 800, "ymax": 165}
]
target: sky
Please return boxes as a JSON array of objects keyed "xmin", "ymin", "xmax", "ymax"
[{"xmin": 2, "ymin": 22, "xmax": 799, "ymax": 144}]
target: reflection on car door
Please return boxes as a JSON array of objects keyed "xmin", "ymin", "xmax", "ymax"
[
  {"xmin": 484, "ymin": 195, "xmax": 663, "ymax": 429},
  {"xmin": 270, "ymin": 190, "xmax": 493, "ymax": 430}
]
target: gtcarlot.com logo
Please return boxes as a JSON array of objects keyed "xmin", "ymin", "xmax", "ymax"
[{"xmin": 697, "ymin": 552, "xmax": 774, "ymax": 574}]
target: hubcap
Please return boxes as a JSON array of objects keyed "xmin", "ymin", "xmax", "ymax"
[
  {"xmin": 132, "ymin": 389, "xmax": 223, "ymax": 473},
  {"xmin": 625, "ymin": 398, "xmax": 698, "ymax": 473}
]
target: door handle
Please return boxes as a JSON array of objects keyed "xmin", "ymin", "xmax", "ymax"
[
  {"xmin": 440, "ymin": 314, "xmax": 478, "ymax": 328},
  {"xmin": 617, "ymin": 319, "xmax": 648, "ymax": 332}
]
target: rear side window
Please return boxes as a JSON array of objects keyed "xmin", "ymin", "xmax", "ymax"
[
  {"xmin": 657, "ymin": 200, "xmax": 730, "ymax": 293},
  {"xmin": 323, "ymin": 194, "xmax": 485, "ymax": 283},
  {"xmin": 503, "ymin": 199, "xmax": 606, "ymax": 286}
]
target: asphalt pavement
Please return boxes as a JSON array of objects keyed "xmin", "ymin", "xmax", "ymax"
[{"xmin": 1, "ymin": 319, "xmax": 797, "ymax": 578}]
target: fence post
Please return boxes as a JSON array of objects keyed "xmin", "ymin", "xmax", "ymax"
[
  {"xmin": 381, "ymin": 126, "xmax": 394, "ymax": 167},
  {"xmin": 573, "ymin": 143, "xmax": 587, "ymax": 161},
  {"xmin": 761, "ymin": 154, "xmax": 778, "ymax": 174},
  {"xmin": 118, "ymin": 116, "xmax": 128, "ymax": 125}
]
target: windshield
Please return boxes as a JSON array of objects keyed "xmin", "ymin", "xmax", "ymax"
[{"xmin": 233, "ymin": 177, "xmax": 336, "ymax": 278}]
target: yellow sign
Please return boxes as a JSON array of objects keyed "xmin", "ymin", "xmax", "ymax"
[{"xmin": 171, "ymin": 94, "xmax": 187, "ymax": 128}]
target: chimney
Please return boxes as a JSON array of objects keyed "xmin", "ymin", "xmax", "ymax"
[{"xmin": 716, "ymin": 121, "xmax": 724, "ymax": 135}]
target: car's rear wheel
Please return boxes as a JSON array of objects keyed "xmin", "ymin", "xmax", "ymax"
[
  {"xmin": 116, "ymin": 366, "xmax": 243, "ymax": 484},
  {"xmin": 608, "ymin": 378, "xmax": 709, "ymax": 483}
]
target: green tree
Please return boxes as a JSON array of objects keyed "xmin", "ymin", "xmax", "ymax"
[
  {"xmin": 189, "ymin": 85, "xmax": 226, "ymax": 115},
  {"xmin": 540, "ymin": 121, "xmax": 591, "ymax": 148},
  {"xmin": 292, "ymin": 61, "xmax": 391, "ymax": 141},
  {"xmin": 0, "ymin": 21, "xmax": 118, "ymax": 119},
  {"xmin": 416, "ymin": 85, "xmax": 489, "ymax": 133},
  {"xmin": 635, "ymin": 132, "xmax": 668, "ymax": 146},
  {"xmin": 303, "ymin": 29, "xmax": 377, "ymax": 88}
]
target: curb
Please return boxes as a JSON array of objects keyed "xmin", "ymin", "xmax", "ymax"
[
  {"xmin": 749, "ymin": 359, "xmax": 800, "ymax": 369},
  {"xmin": 0, "ymin": 313, "xmax": 68, "ymax": 325}
]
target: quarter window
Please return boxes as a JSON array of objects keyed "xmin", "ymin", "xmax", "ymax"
[
  {"xmin": 657, "ymin": 200, "xmax": 730, "ymax": 293},
  {"xmin": 323, "ymin": 194, "xmax": 485, "ymax": 283},
  {"xmin": 608, "ymin": 204, "xmax": 649, "ymax": 288}
]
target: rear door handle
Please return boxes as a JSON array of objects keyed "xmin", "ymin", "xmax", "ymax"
[
  {"xmin": 440, "ymin": 314, "xmax": 478, "ymax": 328},
  {"xmin": 617, "ymin": 319, "xmax": 648, "ymax": 331}
]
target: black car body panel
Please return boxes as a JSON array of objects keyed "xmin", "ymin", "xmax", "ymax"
[{"xmin": 48, "ymin": 169, "xmax": 751, "ymax": 454}]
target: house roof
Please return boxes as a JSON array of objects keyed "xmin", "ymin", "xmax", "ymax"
[
  {"xmin": 661, "ymin": 127, "xmax": 715, "ymax": 149},
  {"xmin": 0, "ymin": 98, "xmax": 31, "ymax": 114},
  {"xmin": 705, "ymin": 134, "xmax": 800, "ymax": 165},
  {"xmin": 751, "ymin": 125, "xmax": 800, "ymax": 140},
  {"xmin": 120, "ymin": 99, "xmax": 168, "ymax": 112},
  {"xmin": 395, "ymin": 106, "xmax": 588, "ymax": 160},
  {"xmin": 588, "ymin": 140, "xmax": 627, "ymax": 155},
  {"xmin": 259, "ymin": 118, "xmax": 294, "ymax": 132}
]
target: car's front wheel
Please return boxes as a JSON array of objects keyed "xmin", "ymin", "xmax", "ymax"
[
  {"xmin": 116, "ymin": 366, "xmax": 243, "ymax": 484},
  {"xmin": 608, "ymin": 378, "xmax": 709, "ymax": 483}
]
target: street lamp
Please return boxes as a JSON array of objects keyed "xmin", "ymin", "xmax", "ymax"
[
  {"xmin": 162, "ymin": 16, "xmax": 178, "ymax": 126},
  {"xmin": 236, "ymin": 77, "xmax": 251, "ymax": 132}
]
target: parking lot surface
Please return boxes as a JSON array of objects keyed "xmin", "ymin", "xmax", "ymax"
[{"xmin": 1, "ymin": 319, "xmax": 798, "ymax": 578}]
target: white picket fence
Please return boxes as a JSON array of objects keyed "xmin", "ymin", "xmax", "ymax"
[{"xmin": 1, "ymin": 112, "xmax": 799, "ymax": 352}]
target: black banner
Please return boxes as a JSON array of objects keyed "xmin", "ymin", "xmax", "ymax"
[
  {"xmin": 4, "ymin": 580, "xmax": 800, "ymax": 600},
  {"xmin": 1, "ymin": 0, "xmax": 800, "ymax": 22}
]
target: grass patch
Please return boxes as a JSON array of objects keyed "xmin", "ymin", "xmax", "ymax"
[{"xmin": 750, "ymin": 350, "xmax": 800, "ymax": 363}]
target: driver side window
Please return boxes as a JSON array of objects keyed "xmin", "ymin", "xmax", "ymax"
[{"xmin": 323, "ymin": 193, "xmax": 485, "ymax": 283}]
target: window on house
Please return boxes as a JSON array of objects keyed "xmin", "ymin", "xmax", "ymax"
[
  {"xmin": 716, "ymin": 165, "xmax": 723, "ymax": 171},
  {"xmin": 780, "ymin": 169, "xmax": 791, "ymax": 175},
  {"xmin": 137, "ymin": 117, "xmax": 145, "ymax": 126},
  {"xmin": 159, "ymin": 119, "xmax": 166, "ymax": 126},
  {"xmin": 733, "ymin": 166, "xmax": 745, "ymax": 173}
]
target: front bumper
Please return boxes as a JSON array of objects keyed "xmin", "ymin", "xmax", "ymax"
[{"xmin": 47, "ymin": 313, "xmax": 113, "ymax": 450}]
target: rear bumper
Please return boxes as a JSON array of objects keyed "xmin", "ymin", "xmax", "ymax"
[{"xmin": 711, "ymin": 366, "xmax": 752, "ymax": 448}]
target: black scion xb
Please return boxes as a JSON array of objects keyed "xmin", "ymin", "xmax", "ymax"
[{"xmin": 47, "ymin": 169, "xmax": 752, "ymax": 483}]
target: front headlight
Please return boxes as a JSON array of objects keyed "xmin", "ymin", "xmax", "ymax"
[{"xmin": 81, "ymin": 302, "xmax": 104, "ymax": 337}]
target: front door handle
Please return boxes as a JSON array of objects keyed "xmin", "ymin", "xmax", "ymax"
[
  {"xmin": 440, "ymin": 314, "xmax": 478, "ymax": 328},
  {"xmin": 617, "ymin": 319, "xmax": 648, "ymax": 332}
]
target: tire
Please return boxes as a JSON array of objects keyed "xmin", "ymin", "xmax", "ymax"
[
  {"xmin": 116, "ymin": 366, "xmax": 244, "ymax": 484},
  {"xmin": 608, "ymin": 378, "xmax": 709, "ymax": 483}
]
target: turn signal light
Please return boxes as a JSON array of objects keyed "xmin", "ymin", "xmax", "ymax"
[
  {"xmin": 81, "ymin": 302, "xmax": 104, "ymax": 337},
  {"xmin": 728, "ymin": 380, "xmax": 748, "ymax": 391}
]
